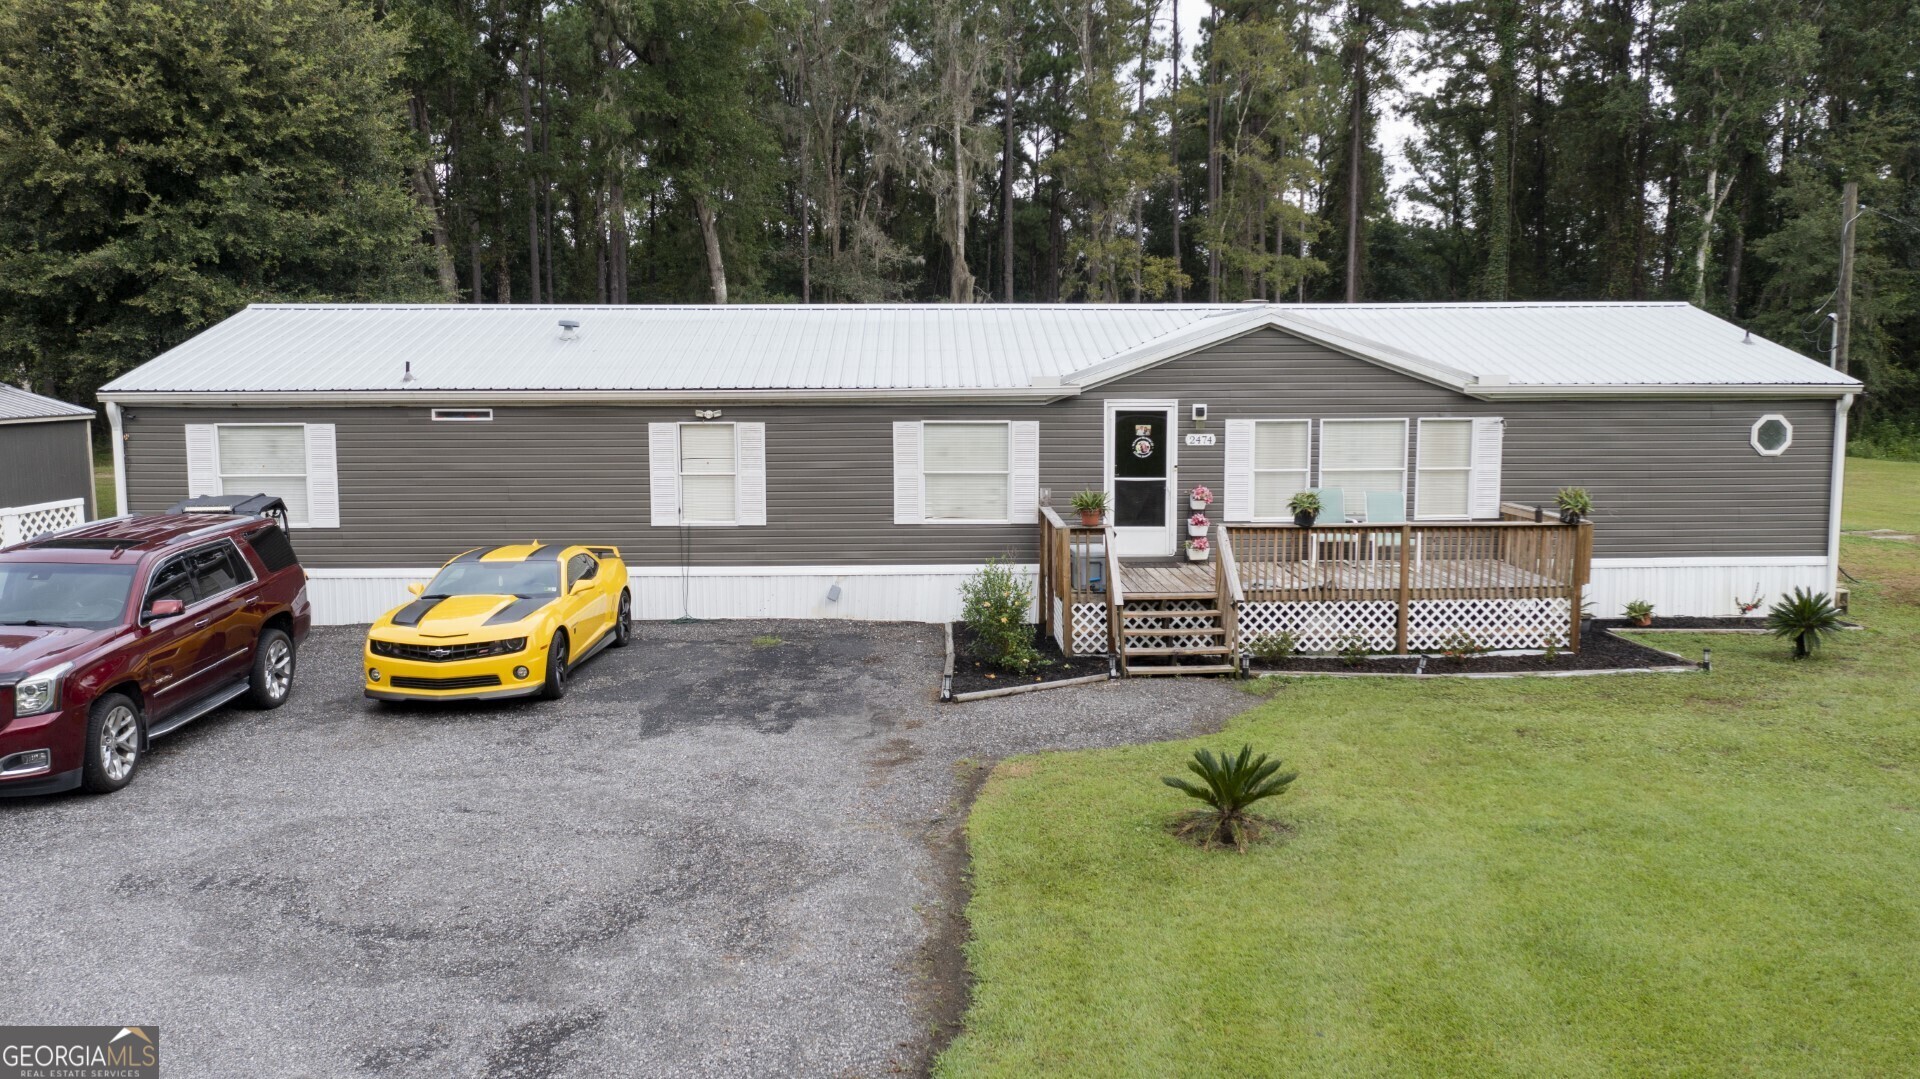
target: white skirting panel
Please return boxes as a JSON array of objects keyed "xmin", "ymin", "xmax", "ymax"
[
  {"xmin": 303, "ymin": 564, "xmax": 1039, "ymax": 627},
  {"xmin": 1587, "ymin": 556, "xmax": 1830, "ymax": 620}
]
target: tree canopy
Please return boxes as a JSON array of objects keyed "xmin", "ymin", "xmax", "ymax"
[{"xmin": 2, "ymin": 0, "xmax": 1916, "ymax": 432}]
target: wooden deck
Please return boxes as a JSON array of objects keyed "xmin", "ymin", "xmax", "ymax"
[
  {"xmin": 1119, "ymin": 560, "xmax": 1215, "ymax": 598},
  {"xmin": 1239, "ymin": 558, "xmax": 1562, "ymax": 593}
]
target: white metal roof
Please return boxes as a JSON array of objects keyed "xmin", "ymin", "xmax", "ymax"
[
  {"xmin": 0, "ymin": 384, "xmax": 94, "ymax": 422},
  {"xmin": 98, "ymin": 301, "xmax": 1861, "ymax": 401}
]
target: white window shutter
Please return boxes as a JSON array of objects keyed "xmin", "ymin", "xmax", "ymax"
[
  {"xmin": 1008, "ymin": 421, "xmax": 1039, "ymax": 522},
  {"xmin": 735, "ymin": 422, "xmax": 766, "ymax": 526},
  {"xmin": 185, "ymin": 425, "xmax": 220, "ymax": 497},
  {"xmin": 649, "ymin": 422, "xmax": 681, "ymax": 526},
  {"xmin": 892, "ymin": 422, "xmax": 924, "ymax": 524},
  {"xmin": 303, "ymin": 424, "xmax": 340, "ymax": 528},
  {"xmin": 1223, "ymin": 419, "xmax": 1255, "ymax": 522},
  {"xmin": 1470, "ymin": 417, "xmax": 1505, "ymax": 518}
]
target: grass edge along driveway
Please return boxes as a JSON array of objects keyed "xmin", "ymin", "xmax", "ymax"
[{"xmin": 939, "ymin": 477, "xmax": 1920, "ymax": 1077}]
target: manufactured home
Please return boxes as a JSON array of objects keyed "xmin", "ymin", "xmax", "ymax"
[{"xmin": 97, "ymin": 302, "xmax": 1859, "ymax": 663}]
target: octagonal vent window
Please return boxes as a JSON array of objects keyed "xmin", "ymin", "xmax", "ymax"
[{"xmin": 1751, "ymin": 414, "xmax": 1792, "ymax": 456}]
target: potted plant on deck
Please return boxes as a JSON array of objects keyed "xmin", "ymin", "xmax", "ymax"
[
  {"xmin": 1555, "ymin": 487, "xmax": 1592, "ymax": 525},
  {"xmin": 1185, "ymin": 535, "xmax": 1210, "ymax": 561},
  {"xmin": 1288, "ymin": 490, "xmax": 1322, "ymax": 529},
  {"xmin": 1190, "ymin": 485, "xmax": 1213, "ymax": 511},
  {"xmin": 1188, "ymin": 512, "xmax": 1209, "ymax": 538},
  {"xmin": 1070, "ymin": 489, "xmax": 1109, "ymax": 527}
]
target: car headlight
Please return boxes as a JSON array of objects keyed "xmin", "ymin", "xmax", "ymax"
[{"xmin": 12, "ymin": 663, "xmax": 72, "ymax": 717}]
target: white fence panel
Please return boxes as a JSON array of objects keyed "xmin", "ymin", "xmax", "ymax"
[{"xmin": 0, "ymin": 498, "xmax": 86, "ymax": 546}]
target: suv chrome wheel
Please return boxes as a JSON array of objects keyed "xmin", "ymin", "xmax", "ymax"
[
  {"xmin": 101, "ymin": 704, "xmax": 139, "ymax": 782},
  {"xmin": 264, "ymin": 636, "xmax": 293, "ymax": 700}
]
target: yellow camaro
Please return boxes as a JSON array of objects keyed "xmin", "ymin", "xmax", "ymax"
[{"xmin": 363, "ymin": 543, "xmax": 631, "ymax": 703}]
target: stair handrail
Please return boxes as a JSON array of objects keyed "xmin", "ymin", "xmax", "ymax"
[
  {"xmin": 1104, "ymin": 525, "xmax": 1125, "ymax": 653},
  {"xmin": 1216, "ymin": 523, "xmax": 1241, "ymax": 660}
]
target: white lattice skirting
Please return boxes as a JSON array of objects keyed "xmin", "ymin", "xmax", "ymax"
[
  {"xmin": 1069, "ymin": 601, "xmax": 1108, "ymax": 655},
  {"xmin": 0, "ymin": 497, "xmax": 86, "ymax": 546},
  {"xmin": 1238, "ymin": 600, "xmax": 1398, "ymax": 654},
  {"xmin": 1407, "ymin": 597, "xmax": 1569, "ymax": 651}
]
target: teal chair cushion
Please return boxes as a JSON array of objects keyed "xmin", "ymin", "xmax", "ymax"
[{"xmin": 1364, "ymin": 490, "xmax": 1406, "ymax": 524}]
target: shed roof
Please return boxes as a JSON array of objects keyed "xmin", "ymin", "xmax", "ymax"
[
  {"xmin": 98, "ymin": 301, "xmax": 1861, "ymax": 402},
  {"xmin": 0, "ymin": 384, "xmax": 94, "ymax": 422}
]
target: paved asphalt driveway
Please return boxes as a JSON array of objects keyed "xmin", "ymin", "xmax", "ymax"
[{"xmin": 0, "ymin": 621, "xmax": 1247, "ymax": 1078}]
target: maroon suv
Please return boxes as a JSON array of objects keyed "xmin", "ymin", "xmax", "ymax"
[{"xmin": 0, "ymin": 495, "xmax": 311, "ymax": 796}]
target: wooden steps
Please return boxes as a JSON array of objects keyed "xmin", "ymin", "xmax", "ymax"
[
  {"xmin": 1125, "ymin": 662, "xmax": 1240, "ymax": 676},
  {"xmin": 1117, "ymin": 589, "xmax": 1241, "ymax": 678}
]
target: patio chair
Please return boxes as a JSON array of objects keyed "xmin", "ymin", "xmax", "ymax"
[
  {"xmin": 1304, "ymin": 488, "xmax": 1358, "ymax": 565},
  {"xmin": 1364, "ymin": 490, "xmax": 1419, "ymax": 568}
]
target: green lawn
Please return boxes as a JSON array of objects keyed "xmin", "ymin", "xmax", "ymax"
[
  {"xmin": 1844, "ymin": 456, "xmax": 1920, "ymax": 534},
  {"xmin": 940, "ymin": 535, "xmax": 1920, "ymax": 1077},
  {"xmin": 94, "ymin": 459, "xmax": 115, "ymax": 517}
]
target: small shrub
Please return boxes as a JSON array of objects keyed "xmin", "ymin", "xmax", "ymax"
[
  {"xmin": 1849, "ymin": 417, "xmax": 1920, "ymax": 462},
  {"xmin": 1624, "ymin": 599, "xmax": 1655, "ymax": 624},
  {"xmin": 1161, "ymin": 744, "xmax": 1298, "ymax": 851},
  {"xmin": 1766, "ymin": 588, "xmax": 1843, "ymax": 659},
  {"xmin": 1437, "ymin": 631, "xmax": 1487, "ymax": 659},
  {"xmin": 1248, "ymin": 631, "xmax": 1297, "ymax": 663},
  {"xmin": 960, "ymin": 558, "xmax": 1046, "ymax": 672},
  {"xmin": 1287, "ymin": 490, "xmax": 1322, "ymax": 516},
  {"xmin": 1336, "ymin": 633, "xmax": 1369, "ymax": 666}
]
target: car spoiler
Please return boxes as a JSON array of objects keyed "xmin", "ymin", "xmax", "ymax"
[{"xmin": 586, "ymin": 546, "xmax": 621, "ymax": 561}]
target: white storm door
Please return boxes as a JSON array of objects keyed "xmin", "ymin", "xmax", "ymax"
[{"xmin": 1105, "ymin": 401, "xmax": 1177, "ymax": 558}]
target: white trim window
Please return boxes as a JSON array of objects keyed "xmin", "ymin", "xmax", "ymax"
[
  {"xmin": 1318, "ymin": 419, "xmax": 1408, "ymax": 509},
  {"xmin": 1751, "ymin": 414, "xmax": 1793, "ymax": 456},
  {"xmin": 1415, "ymin": 419, "xmax": 1473, "ymax": 519},
  {"xmin": 923, "ymin": 421, "xmax": 1011, "ymax": 521},
  {"xmin": 679, "ymin": 422, "xmax": 739, "ymax": 524},
  {"xmin": 185, "ymin": 422, "xmax": 339, "ymax": 528},
  {"xmin": 892, "ymin": 420, "xmax": 1039, "ymax": 524},
  {"xmin": 1251, "ymin": 420, "xmax": 1312, "ymax": 520},
  {"xmin": 647, "ymin": 421, "xmax": 766, "ymax": 527}
]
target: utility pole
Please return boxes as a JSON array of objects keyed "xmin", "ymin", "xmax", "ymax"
[{"xmin": 1835, "ymin": 181, "xmax": 1858, "ymax": 374}]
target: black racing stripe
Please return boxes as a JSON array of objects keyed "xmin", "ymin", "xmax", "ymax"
[
  {"xmin": 390, "ymin": 596, "xmax": 447, "ymax": 627},
  {"xmin": 484, "ymin": 596, "xmax": 555, "ymax": 626},
  {"xmin": 449, "ymin": 547, "xmax": 487, "ymax": 563},
  {"xmin": 515, "ymin": 543, "xmax": 546, "ymax": 561}
]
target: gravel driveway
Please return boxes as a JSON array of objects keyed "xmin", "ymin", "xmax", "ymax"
[{"xmin": 0, "ymin": 621, "xmax": 1248, "ymax": 1078}]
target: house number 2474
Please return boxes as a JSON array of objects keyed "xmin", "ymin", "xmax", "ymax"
[{"xmin": 1183, "ymin": 433, "xmax": 1216, "ymax": 446}]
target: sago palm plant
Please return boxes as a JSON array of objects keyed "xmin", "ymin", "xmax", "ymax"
[
  {"xmin": 1765, "ymin": 588, "xmax": 1844, "ymax": 659},
  {"xmin": 1161, "ymin": 745, "xmax": 1298, "ymax": 851}
]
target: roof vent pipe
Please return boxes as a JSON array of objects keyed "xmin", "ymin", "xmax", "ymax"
[
  {"xmin": 401, "ymin": 361, "xmax": 416, "ymax": 383},
  {"xmin": 559, "ymin": 319, "xmax": 580, "ymax": 339}
]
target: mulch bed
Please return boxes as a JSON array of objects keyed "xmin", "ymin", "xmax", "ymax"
[
  {"xmin": 1248, "ymin": 625, "xmax": 1696, "ymax": 676},
  {"xmin": 950, "ymin": 622, "xmax": 1109, "ymax": 695},
  {"xmin": 1594, "ymin": 616, "xmax": 1768, "ymax": 631}
]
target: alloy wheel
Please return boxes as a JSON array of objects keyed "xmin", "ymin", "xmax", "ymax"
[
  {"xmin": 264, "ymin": 637, "xmax": 294, "ymax": 700},
  {"xmin": 101, "ymin": 705, "xmax": 139, "ymax": 782}
]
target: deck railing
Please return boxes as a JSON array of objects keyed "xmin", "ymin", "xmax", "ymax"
[
  {"xmin": 0, "ymin": 497, "xmax": 86, "ymax": 547},
  {"xmin": 1037, "ymin": 507, "xmax": 1114, "ymax": 656},
  {"xmin": 1224, "ymin": 517, "xmax": 1592, "ymax": 654}
]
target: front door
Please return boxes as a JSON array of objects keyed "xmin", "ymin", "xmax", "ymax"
[{"xmin": 1109, "ymin": 403, "xmax": 1175, "ymax": 557}]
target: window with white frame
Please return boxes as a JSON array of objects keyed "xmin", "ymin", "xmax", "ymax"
[
  {"xmin": 216, "ymin": 425, "xmax": 311, "ymax": 525},
  {"xmin": 1319, "ymin": 419, "xmax": 1407, "ymax": 508},
  {"xmin": 1252, "ymin": 420, "xmax": 1311, "ymax": 519},
  {"xmin": 678, "ymin": 422, "xmax": 738, "ymax": 524},
  {"xmin": 923, "ymin": 422, "xmax": 1010, "ymax": 521},
  {"xmin": 1415, "ymin": 419, "xmax": 1473, "ymax": 518},
  {"xmin": 1750, "ymin": 414, "xmax": 1792, "ymax": 456}
]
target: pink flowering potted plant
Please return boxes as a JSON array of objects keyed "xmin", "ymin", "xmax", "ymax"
[
  {"xmin": 1187, "ymin": 512, "xmax": 1209, "ymax": 538},
  {"xmin": 1184, "ymin": 535, "xmax": 1210, "ymax": 561},
  {"xmin": 1189, "ymin": 485, "xmax": 1213, "ymax": 511}
]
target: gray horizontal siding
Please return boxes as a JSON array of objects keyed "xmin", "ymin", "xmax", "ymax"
[
  {"xmin": 1, "ymin": 418, "xmax": 94, "ymax": 515},
  {"xmin": 121, "ymin": 327, "xmax": 1837, "ymax": 569}
]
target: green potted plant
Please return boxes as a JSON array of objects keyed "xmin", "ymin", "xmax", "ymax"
[
  {"xmin": 1765, "ymin": 588, "xmax": 1843, "ymax": 659},
  {"xmin": 1069, "ymin": 489, "xmax": 1109, "ymax": 527},
  {"xmin": 1287, "ymin": 490, "xmax": 1322, "ymax": 528},
  {"xmin": 1555, "ymin": 486, "xmax": 1592, "ymax": 525},
  {"xmin": 1161, "ymin": 745, "xmax": 1298, "ymax": 851},
  {"xmin": 1623, "ymin": 599, "xmax": 1654, "ymax": 627}
]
